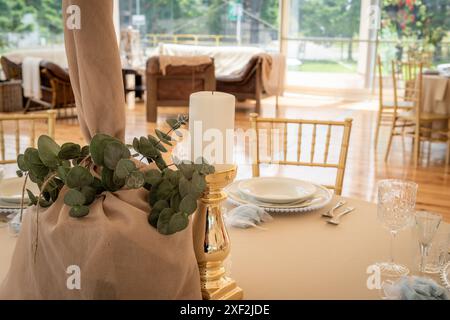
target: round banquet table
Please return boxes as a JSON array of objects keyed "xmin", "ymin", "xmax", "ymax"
[{"xmin": 0, "ymin": 196, "xmax": 448, "ymax": 300}]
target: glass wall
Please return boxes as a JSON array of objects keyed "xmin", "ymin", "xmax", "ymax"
[
  {"xmin": 119, "ymin": 0, "xmax": 280, "ymax": 53},
  {"xmin": 284, "ymin": 0, "xmax": 365, "ymax": 90},
  {"xmin": 0, "ymin": 0, "xmax": 63, "ymax": 54}
]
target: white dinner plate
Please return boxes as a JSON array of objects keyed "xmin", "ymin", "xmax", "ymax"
[
  {"xmin": 0, "ymin": 177, "xmax": 40, "ymax": 204},
  {"xmin": 238, "ymin": 177, "xmax": 317, "ymax": 204},
  {"xmin": 226, "ymin": 179, "xmax": 332, "ymax": 213}
]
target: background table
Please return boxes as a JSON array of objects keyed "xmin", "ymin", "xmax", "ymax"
[
  {"xmin": 422, "ymin": 75, "xmax": 450, "ymax": 116},
  {"xmin": 0, "ymin": 196, "xmax": 448, "ymax": 299}
]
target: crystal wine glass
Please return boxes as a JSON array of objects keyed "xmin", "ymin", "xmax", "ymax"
[
  {"xmin": 415, "ymin": 211, "xmax": 442, "ymax": 273},
  {"xmin": 377, "ymin": 179, "xmax": 418, "ymax": 277}
]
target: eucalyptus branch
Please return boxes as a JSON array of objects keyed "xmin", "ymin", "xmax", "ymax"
[
  {"xmin": 16, "ymin": 114, "xmax": 212, "ymax": 237},
  {"xmin": 33, "ymin": 172, "xmax": 58, "ymax": 264},
  {"xmin": 19, "ymin": 173, "xmax": 29, "ymax": 223}
]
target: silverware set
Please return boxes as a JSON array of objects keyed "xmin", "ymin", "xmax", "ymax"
[{"xmin": 322, "ymin": 200, "xmax": 355, "ymax": 225}]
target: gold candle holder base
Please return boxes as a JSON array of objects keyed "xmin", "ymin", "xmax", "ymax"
[{"xmin": 193, "ymin": 164, "xmax": 244, "ymax": 300}]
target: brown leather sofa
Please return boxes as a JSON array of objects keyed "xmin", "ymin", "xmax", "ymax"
[
  {"xmin": 146, "ymin": 56, "xmax": 215, "ymax": 122},
  {"xmin": 0, "ymin": 56, "xmax": 75, "ymax": 116},
  {"xmin": 216, "ymin": 55, "xmax": 265, "ymax": 114}
]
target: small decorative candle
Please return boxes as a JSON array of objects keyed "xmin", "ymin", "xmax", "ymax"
[{"xmin": 189, "ymin": 91, "xmax": 235, "ymax": 167}]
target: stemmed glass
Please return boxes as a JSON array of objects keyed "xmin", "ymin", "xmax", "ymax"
[
  {"xmin": 414, "ymin": 211, "xmax": 442, "ymax": 273},
  {"xmin": 377, "ymin": 179, "xmax": 418, "ymax": 277}
]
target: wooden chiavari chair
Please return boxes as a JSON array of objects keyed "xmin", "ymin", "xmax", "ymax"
[
  {"xmin": 385, "ymin": 61, "xmax": 450, "ymax": 167},
  {"xmin": 375, "ymin": 55, "xmax": 414, "ymax": 149},
  {"xmin": 0, "ymin": 110, "xmax": 56, "ymax": 165},
  {"xmin": 249, "ymin": 113, "xmax": 353, "ymax": 196}
]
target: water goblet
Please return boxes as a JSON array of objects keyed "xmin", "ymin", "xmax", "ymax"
[
  {"xmin": 415, "ymin": 211, "xmax": 442, "ymax": 274},
  {"xmin": 377, "ymin": 179, "xmax": 418, "ymax": 277}
]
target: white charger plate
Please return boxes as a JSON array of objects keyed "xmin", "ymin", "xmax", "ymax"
[
  {"xmin": 0, "ymin": 177, "xmax": 39, "ymax": 204},
  {"xmin": 226, "ymin": 179, "xmax": 332, "ymax": 213},
  {"xmin": 238, "ymin": 177, "xmax": 317, "ymax": 204}
]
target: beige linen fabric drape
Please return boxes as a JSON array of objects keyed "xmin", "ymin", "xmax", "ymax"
[
  {"xmin": 63, "ymin": 0, "xmax": 125, "ymax": 142},
  {"xmin": 0, "ymin": 188, "xmax": 202, "ymax": 300}
]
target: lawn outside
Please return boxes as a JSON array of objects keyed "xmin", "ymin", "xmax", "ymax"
[{"xmin": 289, "ymin": 60, "xmax": 358, "ymax": 73}]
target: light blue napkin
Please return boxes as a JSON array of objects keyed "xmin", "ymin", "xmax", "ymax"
[
  {"xmin": 224, "ymin": 204, "xmax": 272, "ymax": 229},
  {"xmin": 393, "ymin": 276, "xmax": 449, "ymax": 300}
]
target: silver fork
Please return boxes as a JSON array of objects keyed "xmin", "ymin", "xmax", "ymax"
[
  {"xmin": 327, "ymin": 207, "xmax": 355, "ymax": 225},
  {"xmin": 322, "ymin": 200, "xmax": 346, "ymax": 218}
]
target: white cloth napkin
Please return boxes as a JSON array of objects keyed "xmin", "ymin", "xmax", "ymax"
[
  {"xmin": 22, "ymin": 56, "xmax": 42, "ymax": 100},
  {"xmin": 225, "ymin": 204, "xmax": 273, "ymax": 229}
]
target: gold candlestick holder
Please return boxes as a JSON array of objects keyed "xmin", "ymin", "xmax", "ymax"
[{"xmin": 192, "ymin": 164, "xmax": 244, "ymax": 300}]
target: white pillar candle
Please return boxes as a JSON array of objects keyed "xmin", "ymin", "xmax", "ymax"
[{"xmin": 189, "ymin": 91, "xmax": 235, "ymax": 167}]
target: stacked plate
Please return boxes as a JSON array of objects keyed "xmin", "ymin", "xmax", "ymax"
[
  {"xmin": 225, "ymin": 177, "xmax": 332, "ymax": 213},
  {"xmin": 0, "ymin": 176, "xmax": 39, "ymax": 212}
]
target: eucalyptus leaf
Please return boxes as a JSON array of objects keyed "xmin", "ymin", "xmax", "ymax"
[
  {"xmin": 179, "ymin": 194, "xmax": 197, "ymax": 215},
  {"xmin": 139, "ymin": 137, "xmax": 159, "ymax": 158},
  {"xmin": 115, "ymin": 159, "xmax": 137, "ymax": 179},
  {"xmin": 56, "ymin": 165, "xmax": 70, "ymax": 182},
  {"xmin": 27, "ymin": 189, "xmax": 37, "ymax": 206},
  {"xmin": 170, "ymin": 192, "xmax": 182, "ymax": 211},
  {"xmin": 64, "ymin": 189, "xmax": 86, "ymax": 206},
  {"xmin": 90, "ymin": 133, "xmax": 116, "ymax": 166},
  {"xmin": 69, "ymin": 205, "xmax": 89, "ymax": 218},
  {"xmin": 24, "ymin": 148, "xmax": 49, "ymax": 178},
  {"xmin": 126, "ymin": 171, "xmax": 145, "ymax": 189},
  {"xmin": 178, "ymin": 177, "xmax": 191, "ymax": 198},
  {"xmin": 156, "ymin": 179, "xmax": 174, "ymax": 200},
  {"xmin": 154, "ymin": 156, "xmax": 167, "ymax": 171},
  {"xmin": 132, "ymin": 137, "xmax": 140, "ymax": 153},
  {"xmin": 177, "ymin": 162, "xmax": 194, "ymax": 180},
  {"xmin": 168, "ymin": 212, "xmax": 189, "ymax": 234},
  {"xmin": 148, "ymin": 189, "xmax": 159, "ymax": 206},
  {"xmin": 103, "ymin": 141, "xmax": 131, "ymax": 170},
  {"xmin": 37, "ymin": 135, "xmax": 61, "ymax": 168},
  {"xmin": 81, "ymin": 186, "xmax": 96, "ymax": 205},
  {"xmin": 192, "ymin": 171, "xmax": 207, "ymax": 194},
  {"xmin": 166, "ymin": 118, "xmax": 181, "ymax": 130},
  {"xmin": 58, "ymin": 142, "xmax": 81, "ymax": 160},
  {"xmin": 91, "ymin": 177, "xmax": 104, "ymax": 194},
  {"xmin": 164, "ymin": 169, "xmax": 179, "ymax": 186},
  {"xmin": 28, "ymin": 171, "xmax": 43, "ymax": 185},
  {"xmin": 66, "ymin": 166, "xmax": 94, "ymax": 188},
  {"xmin": 101, "ymin": 167, "xmax": 124, "ymax": 191},
  {"xmin": 144, "ymin": 169, "xmax": 162, "ymax": 186},
  {"xmin": 157, "ymin": 208, "xmax": 175, "ymax": 235},
  {"xmin": 148, "ymin": 199, "xmax": 169, "ymax": 227},
  {"xmin": 155, "ymin": 129, "xmax": 172, "ymax": 145},
  {"xmin": 17, "ymin": 154, "xmax": 29, "ymax": 171},
  {"xmin": 80, "ymin": 145, "xmax": 90, "ymax": 157}
]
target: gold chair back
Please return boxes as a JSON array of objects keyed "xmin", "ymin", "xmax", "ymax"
[
  {"xmin": 0, "ymin": 110, "xmax": 56, "ymax": 164},
  {"xmin": 391, "ymin": 60, "xmax": 423, "ymax": 117},
  {"xmin": 394, "ymin": 58, "xmax": 422, "ymax": 101},
  {"xmin": 249, "ymin": 113, "xmax": 353, "ymax": 195}
]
